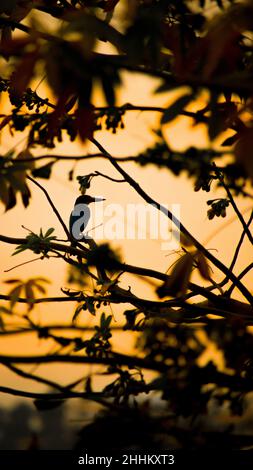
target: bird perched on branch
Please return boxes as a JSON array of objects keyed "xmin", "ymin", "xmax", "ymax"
[{"xmin": 69, "ymin": 195, "xmax": 105, "ymax": 243}]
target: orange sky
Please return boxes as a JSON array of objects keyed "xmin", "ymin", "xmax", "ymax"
[{"xmin": 0, "ymin": 71, "xmax": 252, "ymax": 408}]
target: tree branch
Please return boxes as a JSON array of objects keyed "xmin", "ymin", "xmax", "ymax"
[
  {"xmin": 91, "ymin": 138, "xmax": 253, "ymax": 306},
  {"xmin": 216, "ymin": 210, "xmax": 253, "ymax": 291},
  {"xmin": 0, "ymin": 232, "xmax": 250, "ymax": 306},
  {"xmin": 0, "ymin": 385, "xmax": 105, "ymax": 401},
  {"xmin": 226, "ymin": 263, "xmax": 253, "ymax": 297},
  {"xmin": 2, "ymin": 363, "xmax": 71, "ymax": 393},
  {"xmin": 0, "ymin": 324, "xmax": 124, "ymax": 336},
  {"xmin": 0, "ymin": 233, "xmax": 89, "ymax": 256},
  {"xmin": 0, "ymin": 353, "xmax": 167, "ymax": 372},
  {"xmin": 27, "ymin": 176, "xmax": 70, "ymax": 239},
  {"xmin": 0, "ymin": 233, "xmax": 216, "ymax": 300},
  {"xmin": 215, "ymin": 167, "xmax": 253, "ymax": 245},
  {"xmin": 11, "ymin": 153, "xmax": 135, "ymax": 163},
  {"xmin": 0, "ymin": 294, "xmax": 80, "ymax": 304},
  {"xmin": 0, "ymin": 17, "xmax": 57, "ymax": 41}
]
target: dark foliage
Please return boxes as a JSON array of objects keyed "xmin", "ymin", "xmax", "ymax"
[{"xmin": 0, "ymin": 0, "xmax": 253, "ymax": 452}]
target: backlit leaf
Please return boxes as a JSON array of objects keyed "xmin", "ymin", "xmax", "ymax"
[
  {"xmin": 157, "ymin": 253, "xmax": 194, "ymax": 297},
  {"xmin": 196, "ymin": 251, "xmax": 211, "ymax": 280},
  {"xmin": 9, "ymin": 284, "xmax": 22, "ymax": 309}
]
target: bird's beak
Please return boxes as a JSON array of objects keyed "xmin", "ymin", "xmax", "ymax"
[{"xmin": 94, "ymin": 197, "xmax": 106, "ymax": 202}]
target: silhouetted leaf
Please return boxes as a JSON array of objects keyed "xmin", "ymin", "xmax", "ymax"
[
  {"xmin": 157, "ymin": 253, "xmax": 194, "ymax": 297},
  {"xmin": 9, "ymin": 285, "xmax": 22, "ymax": 309},
  {"xmin": 221, "ymin": 134, "xmax": 239, "ymax": 146},
  {"xmin": 196, "ymin": 251, "xmax": 211, "ymax": 280},
  {"xmin": 5, "ymin": 186, "xmax": 16, "ymax": 211},
  {"xmin": 25, "ymin": 281, "xmax": 35, "ymax": 310},
  {"xmin": 21, "ymin": 183, "xmax": 31, "ymax": 208},
  {"xmin": 34, "ymin": 399, "xmax": 65, "ymax": 411},
  {"xmin": 208, "ymin": 92, "xmax": 220, "ymax": 140},
  {"xmin": 103, "ymin": 0, "xmax": 120, "ymax": 12},
  {"xmin": 72, "ymin": 303, "xmax": 84, "ymax": 323},
  {"xmin": 10, "ymin": 49, "xmax": 38, "ymax": 96},
  {"xmin": 32, "ymin": 162, "xmax": 54, "ymax": 179},
  {"xmin": 235, "ymin": 129, "xmax": 253, "ymax": 181},
  {"xmin": 86, "ymin": 298, "xmax": 96, "ymax": 316},
  {"xmin": 161, "ymin": 93, "xmax": 194, "ymax": 124},
  {"xmin": 75, "ymin": 105, "xmax": 95, "ymax": 142},
  {"xmin": 44, "ymin": 227, "xmax": 55, "ymax": 238},
  {"xmin": 154, "ymin": 82, "xmax": 178, "ymax": 94},
  {"xmin": 101, "ymin": 74, "xmax": 116, "ymax": 106}
]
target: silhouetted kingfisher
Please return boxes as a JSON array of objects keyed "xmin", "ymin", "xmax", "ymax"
[{"xmin": 69, "ymin": 195, "xmax": 105, "ymax": 242}]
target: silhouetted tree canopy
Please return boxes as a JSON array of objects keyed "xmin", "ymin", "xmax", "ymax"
[{"xmin": 0, "ymin": 0, "xmax": 253, "ymax": 452}]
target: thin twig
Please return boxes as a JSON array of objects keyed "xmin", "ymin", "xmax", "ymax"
[
  {"xmin": 0, "ymin": 230, "xmax": 250, "ymax": 305},
  {"xmin": 4, "ymin": 256, "xmax": 43, "ymax": 272},
  {"xmin": 228, "ymin": 211, "xmax": 253, "ymax": 274},
  {"xmin": 209, "ymin": 210, "xmax": 253, "ymax": 294},
  {"xmin": 226, "ymin": 263, "xmax": 253, "ymax": 297},
  {"xmin": 0, "ymin": 353, "xmax": 168, "ymax": 372},
  {"xmin": 8, "ymin": 152, "xmax": 136, "ymax": 163},
  {"xmin": 2, "ymin": 363, "xmax": 70, "ymax": 393},
  {"xmin": 214, "ymin": 166, "xmax": 253, "ymax": 245},
  {"xmin": 0, "ymin": 293, "xmax": 84, "ymax": 304},
  {"xmin": 0, "ymin": 385, "xmax": 106, "ymax": 402},
  {"xmin": 0, "ymin": 324, "xmax": 124, "ymax": 336},
  {"xmin": 0, "ymin": 233, "xmax": 221, "ymax": 300},
  {"xmin": 94, "ymin": 171, "xmax": 126, "ymax": 183},
  {"xmin": 27, "ymin": 176, "xmax": 70, "ymax": 239},
  {"xmin": 91, "ymin": 138, "xmax": 253, "ymax": 306}
]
